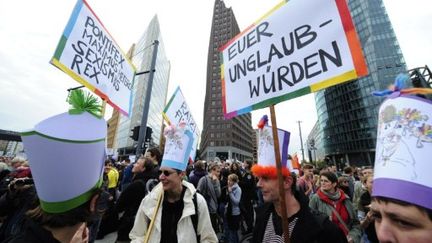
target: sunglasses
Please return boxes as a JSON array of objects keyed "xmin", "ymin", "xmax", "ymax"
[{"xmin": 158, "ymin": 170, "xmax": 178, "ymax": 177}]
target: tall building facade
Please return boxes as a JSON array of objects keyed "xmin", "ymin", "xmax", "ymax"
[
  {"xmin": 115, "ymin": 16, "xmax": 170, "ymax": 156},
  {"xmin": 315, "ymin": 0, "xmax": 406, "ymax": 167},
  {"xmin": 200, "ymin": 0, "xmax": 254, "ymax": 162},
  {"xmin": 307, "ymin": 121, "xmax": 325, "ymax": 163}
]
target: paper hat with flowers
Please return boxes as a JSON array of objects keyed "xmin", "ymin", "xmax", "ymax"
[
  {"xmin": 372, "ymin": 74, "xmax": 432, "ymax": 210},
  {"xmin": 21, "ymin": 90, "xmax": 106, "ymax": 213},
  {"xmin": 161, "ymin": 122, "xmax": 194, "ymax": 171},
  {"xmin": 252, "ymin": 115, "xmax": 291, "ymax": 178}
]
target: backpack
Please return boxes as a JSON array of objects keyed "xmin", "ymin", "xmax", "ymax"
[
  {"xmin": 145, "ymin": 178, "xmax": 160, "ymax": 195},
  {"xmin": 191, "ymin": 193, "xmax": 200, "ymax": 243}
]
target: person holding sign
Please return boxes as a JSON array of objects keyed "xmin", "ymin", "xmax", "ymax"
[
  {"xmin": 369, "ymin": 74, "xmax": 432, "ymax": 243},
  {"xmin": 129, "ymin": 123, "xmax": 217, "ymax": 243},
  {"xmin": 8, "ymin": 90, "xmax": 107, "ymax": 243},
  {"xmin": 252, "ymin": 116, "xmax": 347, "ymax": 243}
]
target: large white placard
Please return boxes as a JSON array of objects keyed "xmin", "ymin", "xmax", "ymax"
[{"xmin": 51, "ymin": 0, "xmax": 135, "ymax": 116}]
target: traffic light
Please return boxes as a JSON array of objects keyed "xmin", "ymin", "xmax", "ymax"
[
  {"xmin": 130, "ymin": 126, "xmax": 140, "ymax": 141},
  {"xmin": 145, "ymin": 126, "xmax": 153, "ymax": 142}
]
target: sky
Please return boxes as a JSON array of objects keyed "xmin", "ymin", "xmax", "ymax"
[{"xmin": 0, "ymin": 0, "xmax": 431, "ymax": 159}]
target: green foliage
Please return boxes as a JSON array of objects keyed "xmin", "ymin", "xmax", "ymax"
[{"xmin": 68, "ymin": 89, "xmax": 102, "ymax": 118}]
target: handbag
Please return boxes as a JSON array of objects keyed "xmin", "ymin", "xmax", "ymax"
[{"xmin": 329, "ymin": 205, "xmax": 350, "ymax": 234}]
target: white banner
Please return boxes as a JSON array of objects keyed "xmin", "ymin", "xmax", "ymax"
[
  {"xmin": 163, "ymin": 87, "xmax": 200, "ymax": 161},
  {"xmin": 51, "ymin": 0, "xmax": 135, "ymax": 116},
  {"xmin": 220, "ymin": 0, "xmax": 367, "ymax": 118}
]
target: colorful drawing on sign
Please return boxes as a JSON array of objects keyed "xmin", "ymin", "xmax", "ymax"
[
  {"xmin": 164, "ymin": 123, "xmax": 185, "ymax": 153},
  {"xmin": 161, "ymin": 122, "xmax": 194, "ymax": 171},
  {"xmin": 163, "ymin": 87, "xmax": 200, "ymax": 161},
  {"xmin": 258, "ymin": 126, "xmax": 274, "ymax": 159},
  {"xmin": 376, "ymin": 104, "xmax": 432, "ymax": 180},
  {"xmin": 220, "ymin": 0, "xmax": 367, "ymax": 119},
  {"xmin": 51, "ymin": 0, "xmax": 136, "ymax": 116}
]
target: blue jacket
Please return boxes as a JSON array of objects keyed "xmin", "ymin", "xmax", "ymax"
[{"xmin": 228, "ymin": 183, "xmax": 241, "ymax": 216}]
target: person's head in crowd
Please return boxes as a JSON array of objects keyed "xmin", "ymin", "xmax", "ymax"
[
  {"xmin": 10, "ymin": 156, "xmax": 26, "ymax": 170},
  {"xmin": 343, "ymin": 166, "xmax": 353, "ymax": 176},
  {"xmin": 122, "ymin": 158, "xmax": 131, "ymax": 166},
  {"xmin": 243, "ymin": 160, "xmax": 253, "ymax": 171},
  {"xmin": 320, "ymin": 166, "xmax": 329, "ymax": 173},
  {"xmin": 194, "ymin": 160, "xmax": 206, "ymax": 172},
  {"xmin": 362, "ymin": 167, "xmax": 373, "ymax": 178},
  {"xmin": 227, "ymin": 173, "xmax": 239, "ymax": 187},
  {"xmin": 254, "ymin": 169, "xmax": 296, "ymax": 204},
  {"xmin": 145, "ymin": 147, "xmax": 162, "ymax": 166},
  {"xmin": 208, "ymin": 162, "xmax": 221, "ymax": 178},
  {"xmin": 132, "ymin": 157, "xmax": 154, "ymax": 174},
  {"xmin": 302, "ymin": 164, "xmax": 314, "ymax": 179},
  {"xmin": 230, "ymin": 161, "xmax": 240, "ymax": 173},
  {"xmin": 338, "ymin": 176, "xmax": 349, "ymax": 186},
  {"xmin": 362, "ymin": 174, "xmax": 373, "ymax": 194},
  {"xmin": 104, "ymin": 159, "xmax": 113, "ymax": 173},
  {"xmin": 319, "ymin": 171, "xmax": 338, "ymax": 194},
  {"xmin": 329, "ymin": 164, "xmax": 337, "ymax": 173},
  {"xmin": 338, "ymin": 176, "xmax": 350, "ymax": 195},
  {"xmin": 370, "ymin": 76, "xmax": 432, "ymax": 242},
  {"xmin": 224, "ymin": 160, "xmax": 231, "ymax": 169},
  {"xmin": 19, "ymin": 89, "xmax": 106, "ymax": 241}
]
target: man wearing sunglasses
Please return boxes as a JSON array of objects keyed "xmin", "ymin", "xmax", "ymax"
[{"xmin": 130, "ymin": 125, "xmax": 217, "ymax": 243}]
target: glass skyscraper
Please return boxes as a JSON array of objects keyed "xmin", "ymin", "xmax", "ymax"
[
  {"xmin": 200, "ymin": 0, "xmax": 254, "ymax": 162},
  {"xmin": 315, "ymin": 0, "xmax": 406, "ymax": 166},
  {"xmin": 115, "ymin": 15, "xmax": 170, "ymax": 155}
]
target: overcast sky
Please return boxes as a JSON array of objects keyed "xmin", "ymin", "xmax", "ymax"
[{"xmin": 0, "ymin": 0, "xmax": 431, "ymax": 158}]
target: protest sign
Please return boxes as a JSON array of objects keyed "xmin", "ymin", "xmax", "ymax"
[
  {"xmin": 51, "ymin": 0, "xmax": 136, "ymax": 116},
  {"xmin": 163, "ymin": 87, "xmax": 200, "ymax": 161},
  {"xmin": 220, "ymin": 0, "xmax": 367, "ymax": 119},
  {"xmin": 258, "ymin": 125, "xmax": 290, "ymax": 168}
]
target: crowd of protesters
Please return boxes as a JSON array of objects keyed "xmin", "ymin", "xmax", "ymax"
[
  {"xmin": 0, "ymin": 151, "xmax": 386, "ymax": 243},
  {"xmin": 1, "ymin": 75, "xmax": 432, "ymax": 243}
]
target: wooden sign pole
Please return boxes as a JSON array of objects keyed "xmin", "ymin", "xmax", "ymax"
[{"xmin": 269, "ymin": 105, "xmax": 290, "ymax": 243}]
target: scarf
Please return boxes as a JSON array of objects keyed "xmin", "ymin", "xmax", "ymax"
[{"xmin": 317, "ymin": 188, "xmax": 350, "ymax": 235}]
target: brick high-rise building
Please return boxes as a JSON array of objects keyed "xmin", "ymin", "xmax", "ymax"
[{"xmin": 200, "ymin": 0, "xmax": 254, "ymax": 162}]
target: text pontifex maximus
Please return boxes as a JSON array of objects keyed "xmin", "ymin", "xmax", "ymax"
[
  {"xmin": 226, "ymin": 21, "xmax": 342, "ymax": 98},
  {"xmin": 70, "ymin": 16, "xmax": 132, "ymax": 92}
]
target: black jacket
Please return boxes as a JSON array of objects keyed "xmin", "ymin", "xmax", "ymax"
[
  {"xmin": 253, "ymin": 201, "xmax": 347, "ymax": 243},
  {"xmin": 4, "ymin": 217, "xmax": 60, "ymax": 243},
  {"xmin": 239, "ymin": 170, "xmax": 256, "ymax": 201}
]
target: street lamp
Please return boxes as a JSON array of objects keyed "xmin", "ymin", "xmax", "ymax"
[
  {"xmin": 135, "ymin": 40, "xmax": 159, "ymax": 157},
  {"xmin": 297, "ymin": 121, "xmax": 305, "ymax": 162}
]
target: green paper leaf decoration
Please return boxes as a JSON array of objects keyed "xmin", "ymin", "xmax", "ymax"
[{"xmin": 68, "ymin": 89, "xmax": 102, "ymax": 119}]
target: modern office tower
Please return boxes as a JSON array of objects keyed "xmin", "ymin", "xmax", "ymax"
[
  {"xmin": 200, "ymin": 0, "xmax": 254, "ymax": 162},
  {"xmin": 315, "ymin": 0, "xmax": 406, "ymax": 167},
  {"xmin": 114, "ymin": 15, "xmax": 170, "ymax": 156}
]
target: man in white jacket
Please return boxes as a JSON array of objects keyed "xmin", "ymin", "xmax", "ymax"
[{"xmin": 129, "ymin": 124, "xmax": 217, "ymax": 243}]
